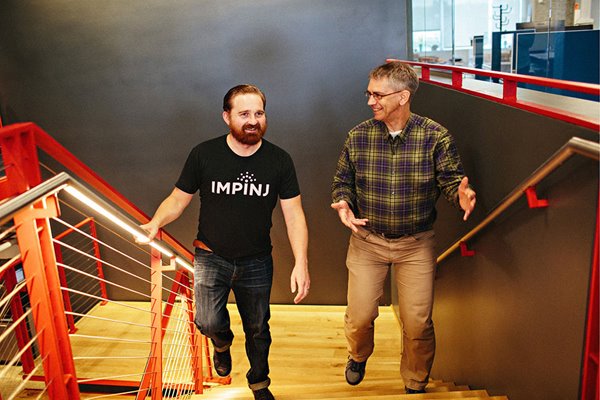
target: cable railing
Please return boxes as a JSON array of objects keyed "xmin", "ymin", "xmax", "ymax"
[
  {"xmin": 0, "ymin": 172, "xmax": 205, "ymax": 399},
  {"xmin": 387, "ymin": 59, "xmax": 600, "ymax": 131},
  {"xmin": 0, "ymin": 121, "xmax": 191, "ymax": 262},
  {"xmin": 0, "ymin": 122, "xmax": 231, "ymax": 399}
]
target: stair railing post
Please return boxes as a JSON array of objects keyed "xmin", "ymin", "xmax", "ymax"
[
  {"xmin": 581, "ymin": 197, "xmax": 599, "ymax": 400},
  {"xmin": 14, "ymin": 194, "xmax": 80, "ymax": 399},
  {"xmin": 150, "ymin": 245, "xmax": 164, "ymax": 400},
  {"xmin": 0, "ymin": 124, "xmax": 42, "ymax": 200},
  {"xmin": 87, "ymin": 218, "xmax": 109, "ymax": 303},
  {"xmin": 178, "ymin": 271, "xmax": 204, "ymax": 393}
]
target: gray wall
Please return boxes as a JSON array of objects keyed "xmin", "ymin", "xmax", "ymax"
[
  {"xmin": 0, "ymin": 0, "xmax": 409, "ymax": 305},
  {"xmin": 409, "ymin": 82, "xmax": 599, "ymax": 400}
]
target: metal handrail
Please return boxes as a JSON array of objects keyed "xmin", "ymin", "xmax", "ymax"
[
  {"xmin": 0, "ymin": 173, "xmax": 70, "ymax": 226},
  {"xmin": 0, "ymin": 171, "xmax": 191, "ymax": 269},
  {"xmin": 438, "ymin": 136, "xmax": 600, "ymax": 263},
  {"xmin": 0, "ymin": 122, "xmax": 193, "ymax": 263}
]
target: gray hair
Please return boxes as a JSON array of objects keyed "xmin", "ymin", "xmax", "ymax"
[{"xmin": 369, "ymin": 62, "xmax": 419, "ymax": 98}]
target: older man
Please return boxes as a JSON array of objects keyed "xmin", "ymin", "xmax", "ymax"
[{"xmin": 331, "ymin": 62, "xmax": 476, "ymax": 394}]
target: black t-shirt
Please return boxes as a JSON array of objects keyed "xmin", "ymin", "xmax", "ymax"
[{"xmin": 175, "ymin": 135, "xmax": 300, "ymax": 260}]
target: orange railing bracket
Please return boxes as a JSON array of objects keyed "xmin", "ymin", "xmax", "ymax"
[
  {"xmin": 459, "ymin": 241, "xmax": 475, "ymax": 257},
  {"xmin": 525, "ymin": 186, "xmax": 549, "ymax": 209}
]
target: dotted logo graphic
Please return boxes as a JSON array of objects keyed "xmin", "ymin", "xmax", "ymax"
[{"xmin": 238, "ymin": 172, "xmax": 257, "ymax": 183}]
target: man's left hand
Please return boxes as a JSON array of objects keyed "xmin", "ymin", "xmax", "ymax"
[
  {"xmin": 290, "ymin": 262, "xmax": 310, "ymax": 304},
  {"xmin": 458, "ymin": 176, "xmax": 476, "ymax": 221}
]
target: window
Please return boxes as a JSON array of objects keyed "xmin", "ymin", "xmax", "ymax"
[{"xmin": 412, "ymin": 0, "xmax": 529, "ymax": 64}]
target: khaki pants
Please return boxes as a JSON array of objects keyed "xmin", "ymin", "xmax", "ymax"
[{"xmin": 345, "ymin": 227, "xmax": 436, "ymax": 390}]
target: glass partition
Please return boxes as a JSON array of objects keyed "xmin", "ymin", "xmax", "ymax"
[{"xmin": 410, "ymin": 0, "xmax": 599, "ymax": 87}]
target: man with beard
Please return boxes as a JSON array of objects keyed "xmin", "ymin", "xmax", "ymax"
[{"xmin": 140, "ymin": 84, "xmax": 310, "ymax": 400}]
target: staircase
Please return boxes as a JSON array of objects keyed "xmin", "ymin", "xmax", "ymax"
[{"xmin": 192, "ymin": 305, "xmax": 509, "ymax": 400}]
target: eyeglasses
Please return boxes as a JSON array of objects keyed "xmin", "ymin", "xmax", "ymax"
[{"xmin": 364, "ymin": 90, "xmax": 405, "ymax": 101}]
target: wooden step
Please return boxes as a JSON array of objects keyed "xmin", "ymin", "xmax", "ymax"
[
  {"xmin": 192, "ymin": 387, "xmax": 495, "ymax": 399},
  {"xmin": 190, "ymin": 305, "xmax": 509, "ymax": 399},
  {"xmin": 14, "ymin": 304, "xmax": 509, "ymax": 400}
]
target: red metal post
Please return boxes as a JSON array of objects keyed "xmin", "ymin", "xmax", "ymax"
[
  {"xmin": 52, "ymin": 243, "xmax": 77, "ymax": 333},
  {"xmin": 503, "ymin": 79, "xmax": 518, "ymax": 103},
  {"xmin": 421, "ymin": 66, "xmax": 431, "ymax": 81},
  {"xmin": 161, "ymin": 268, "xmax": 179, "ymax": 332},
  {"xmin": 0, "ymin": 124, "xmax": 42, "ymax": 200},
  {"xmin": 136, "ymin": 245, "xmax": 165, "ymax": 400},
  {"xmin": 451, "ymin": 70, "xmax": 463, "ymax": 89},
  {"xmin": 14, "ymin": 195, "xmax": 80, "ymax": 399},
  {"xmin": 87, "ymin": 219, "xmax": 108, "ymax": 303},
  {"xmin": 149, "ymin": 246, "xmax": 163, "ymax": 400},
  {"xmin": 581, "ymin": 197, "xmax": 599, "ymax": 400},
  {"xmin": 178, "ymin": 271, "xmax": 204, "ymax": 393}
]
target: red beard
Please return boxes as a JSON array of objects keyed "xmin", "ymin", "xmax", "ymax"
[{"xmin": 230, "ymin": 122, "xmax": 267, "ymax": 145}]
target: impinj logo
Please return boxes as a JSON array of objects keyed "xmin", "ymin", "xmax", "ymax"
[{"xmin": 211, "ymin": 172, "xmax": 270, "ymax": 197}]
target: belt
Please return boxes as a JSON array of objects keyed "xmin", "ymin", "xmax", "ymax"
[
  {"xmin": 371, "ymin": 231, "xmax": 407, "ymax": 239},
  {"xmin": 192, "ymin": 239, "xmax": 213, "ymax": 252}
]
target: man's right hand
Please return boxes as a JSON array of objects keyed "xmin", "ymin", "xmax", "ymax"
[
  {"xmin": 330, "ymin": 200, "xmax": 368, "ymax": 233},
  {"xmin": 136, "ymin": 222, "xmax": 159, "ymax": 244},
  {"xmin": 134, "ymin": 188, "xmax": 194, "ymax": 244}
]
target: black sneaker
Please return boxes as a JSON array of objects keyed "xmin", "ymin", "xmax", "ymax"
[
  {"xmin": 405, "ymin": 386, "xmax": 426, "ymax": 394},
  {"xmin": 213, "ymin": 348, "xmax": 231, "ymax": 377},
  {"xmin": 252, "ymin": 387, "xmax": 275, "ymax": 400},
  {"xmin": 345, "ymin": 358, "xmax": 366, "ymax": 385}
]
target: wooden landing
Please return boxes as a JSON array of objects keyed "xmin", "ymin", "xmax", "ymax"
[
  {"xmin": 192, "ymin": 304, "xmax": 507, "ymax": 399},
  {"xmin": 13, "ymin": 303, "xmax": 508, "ymax": 399},
  {"xmin": 196, "ymin": 304, "xmax": 401, "ymax": 398}
]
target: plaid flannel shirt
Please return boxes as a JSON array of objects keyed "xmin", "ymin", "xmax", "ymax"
[{"xmin": 331, "ymin": 113, "xmax": 465, "ymax": 235}]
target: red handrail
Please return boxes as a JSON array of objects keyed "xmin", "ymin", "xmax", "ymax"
[
  {"xmin": 581, "ymin": 197, "xmax": 599, "ymax": 400},
  {"xmin": 387, "ymin": 59, "xmax": 600, "ymax": 131},
  {"xmin": 0, "ymin": 122, "xmax": 193, "ymax": 262},
  {"xmin": 0, "ymin": 122, "xmax": 211, "ymax": 398}
]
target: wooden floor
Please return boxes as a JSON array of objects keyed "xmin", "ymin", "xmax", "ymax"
[
  {"xmin": 192, "ymin": 305, "xmax": 507, "ymax": 400},
  {"xmin": 196, "ymin": 304, "xmax": 403, "ymax": 399},
  {"xmin": 12, "ymin": 303, "xmax": 508, "ymax": 400}
]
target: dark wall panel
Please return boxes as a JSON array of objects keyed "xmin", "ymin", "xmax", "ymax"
[
  {"xmin": 410, "ymin": 82, "xmax": 599, "ymax": 400},
  {"xmin": 2, "ymin": 2, "xmax": 598, "ymax": 398},
  {"xmin": 0, "ymin": 0, "xmax": 408, "ymax": 304},
  {"xmin": 412, "ymin": 83, "xmax": 599, "ymax": 254}
]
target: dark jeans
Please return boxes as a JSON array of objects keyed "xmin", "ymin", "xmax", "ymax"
[{"xmin": 193, "ymin": 248, "xmax": 273, "ymax": 389}]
